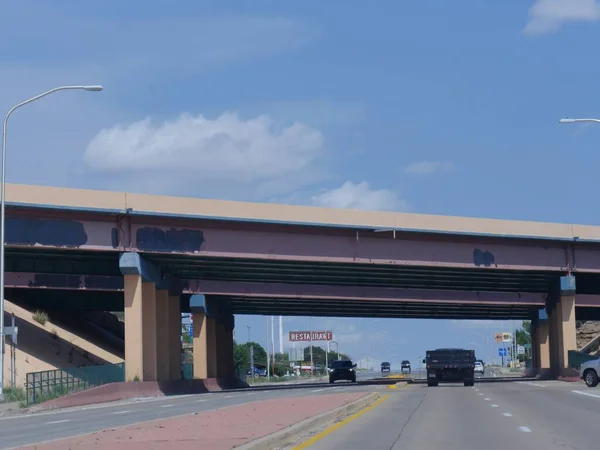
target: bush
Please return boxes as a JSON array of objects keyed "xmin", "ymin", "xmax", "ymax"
[{"xmin": 32, "ymin": 310, "xmax": 49, "ymax": 326}]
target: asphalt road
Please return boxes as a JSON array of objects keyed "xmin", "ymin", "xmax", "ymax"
[
  {"xmin": 301, "ymin": 379, "xmax": 599, "ymax": 449},
  {"xmin": 0, "ymin": 381, "xmax": 379, "ymax": 449}
]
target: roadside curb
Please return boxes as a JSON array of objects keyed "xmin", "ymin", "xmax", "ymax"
[{"xmin": 237, "ymin": 392, "xmax": 381, "ymax": 450}]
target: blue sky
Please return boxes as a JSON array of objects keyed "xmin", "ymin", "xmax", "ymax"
[{"xmin": 1, "ymin": 0, "xmax": 599, "ymax": 367}]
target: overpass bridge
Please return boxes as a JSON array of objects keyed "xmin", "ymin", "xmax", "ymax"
[{"xmin": 3, "ymin": 183, "xmax": 600, "ymax": 381}]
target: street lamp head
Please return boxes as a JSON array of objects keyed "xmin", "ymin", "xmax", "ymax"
[
  {"xmin": 559, "ymin": 118, "xmax": 576, "ymax": 124},
  {"xmin": 83, "ymin": 85, "xmax": 104, "ymax": 92}
]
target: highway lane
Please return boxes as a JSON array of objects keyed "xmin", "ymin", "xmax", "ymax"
[
  {"xmin": 300, "ymin": 381, "xmax": 598, "ymax": 449},
  {"xmin": 0, "ymin": 382, "xmax": 381, "ymax": 449}
]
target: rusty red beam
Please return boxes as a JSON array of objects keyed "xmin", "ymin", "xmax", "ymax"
[{"xmin": 6, "ymin": 207, "xmax": 599, "ymax": 272}]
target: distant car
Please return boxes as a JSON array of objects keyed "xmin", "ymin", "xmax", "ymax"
[
  {"xmin": 381, "ymin": 362, "xmax": 391, "ymax": 373},
  {"xmin": 247, "ymin": 366, "xmax": 267, "ymax": 377},
  {"xmin": 400, "ymin": 360, "xmax": 411, "ymax": 374},
  {"xmin": 329, "ymin": 359, "xmax": 357, "ymax": 383},
  {"xmin": 580, "ymin": 358, "xmax": 600, "ymax": 387},
  {"xmin": 474, "ymin": 361, "xmax": 484, "ymax": 375}
]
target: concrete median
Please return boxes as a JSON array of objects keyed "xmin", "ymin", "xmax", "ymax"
[{"xmin": 237, "ymin": 392, "xmax": 382, "ymax": 450}]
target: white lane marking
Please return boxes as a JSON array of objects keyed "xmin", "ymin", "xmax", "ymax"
[
  {"xmin": 519, "ymin": 426, "xmax": 532, "ymax": 433},
  {"xmin": 196, "ymin": 399, "xmax": 207, "ymax": 403},
  {"xmin": 503, "ymin": 413, "xmax": 512, "ymax": 417},
  {"xmin": 223, "ymin": 395, "xmax": 234, "ymax": 399},
  {"xmin": 312, "ymin": 388, "xmax": 327, "ymax": 393},
  {"xmin": 113, "ymin": 410, "xmax": 130, "ymax": 415},
  {"xmin": 519, "ymin": 382, "xmax": 546, "ymax": 388},
  {"xmin": 45, "ymin": 419, "xmax": 70, "ymax": 424},
  {"xmin": 160, "ymin": 404, "xmax": 174, "ymax": 408},
  {"xmin": 0, "ymin": 394, "xmax": 195, "ymax": 422},
  {"xmin": 572, "ymin": 390, "xmax": 600, "ymax": 399},
  {"xmin": 484, "ymin": 398, "xmax": 490, "ymax": 401},
  {"xmin": 491, "ymin": 404, "xmax": 499, "ymax": 408},
  {"xmin": 478, "ymin": 393, "xmax": 484, "ymax": 396}
]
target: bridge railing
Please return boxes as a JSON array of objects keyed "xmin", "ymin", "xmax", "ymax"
[{"xmin": 25, "ymin": 363, "xmax": 125, "ymax": 405}]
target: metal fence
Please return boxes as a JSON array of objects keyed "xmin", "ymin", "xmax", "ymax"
[
  {"xmin": 182, "ymin": 363, "xmax": 193, "ymax": 380},
  {"xmin": 25, "ymin": 363, "xmax": 125, "ymax": 405}
]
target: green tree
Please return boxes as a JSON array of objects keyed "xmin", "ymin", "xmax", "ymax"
[
  {"xmin": 516, "ymin": 320, "xmax": 531, "ymax": 347},
  {"xmin": 303, "ymin": 346, "xmax": 351, "ymax": 367},
  {"xmin": 233, "ymin": 341, "xmax": 268, "ymax": 373},
  {"xmin": 515, "ymin": 320, "xmax": 532, "ymax": 363}
]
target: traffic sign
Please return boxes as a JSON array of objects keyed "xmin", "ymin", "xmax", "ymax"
[
  {"xmin": 289, "ymin": 331, "xmax": 333, "ymax": 342},
  {"xmin": 494, "ymin": 333, "xmax": 503, "ymax": 343},
  {"xmin": 517, "ymin": 345, "xmax": 525, "ymax": 355},
  {"xmin": 498, "ymin": 348, "xmax": 507, "ymax": 357}
]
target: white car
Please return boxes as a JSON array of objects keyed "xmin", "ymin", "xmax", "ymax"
[
  {"xmin": 580, "ymin": 358, "xmax": 600, "ymax": 387},
  {"xmin": 474, "ymin": 361, "xmax": 484, "ymax": 374}
]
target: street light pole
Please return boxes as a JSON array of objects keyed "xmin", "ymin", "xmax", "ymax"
[{"xmin": 0, "ymin": 85, "xmax": 103, "ymax": 401}]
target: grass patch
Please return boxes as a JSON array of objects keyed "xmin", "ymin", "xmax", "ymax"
[
  {"xmin": 32, "ymin": 310, "xmax": 49, "ymax": 326},
  {"xmin": 2, "ymin": 387, "xmax": 26, "ymax": 404}
]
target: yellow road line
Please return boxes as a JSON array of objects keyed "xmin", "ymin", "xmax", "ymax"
[{"xmin": 291, "ymin": 395, "xmax": 390, "ymax": 449}]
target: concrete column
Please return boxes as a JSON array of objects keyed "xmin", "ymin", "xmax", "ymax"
[
  {"xmin": 168, "ymin": 295, "xmax": 182, "ymax": 381},
  {"xmin": 533, "ymin": 317, "xmax": 550, "ymax": 370},
  {"xmin": 140, "ymin": 282, "xmax": 157, "ymax": 381},
  {"xmin": 548, "ymin": 276, "xmax": 577, "ymax": 376},
  {"xmin": 124, "ymin": 274, "xmax": 144, "ymax": 381},
  {"xmin": 192, "ymin": 313, "xmax": 218, "ymax": 379},
  {"xmin": 155, "ymin": 289, "xmax": 170, "ymax": 381},
  {"xmin": 120, "ymin": 252, "xmax": 163, "ymax": 382},
  {"xmin": 556, "ymin": 294, "xmax": 576, "ymax": 372},
  {"xmin": 224, "ymin": 326, "xmax": 235, "ymax": 379}
]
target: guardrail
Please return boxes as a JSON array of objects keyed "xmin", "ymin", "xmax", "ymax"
[{"xmin": 25, "ymin": 363, "xmax": 125, "ymax": 405}]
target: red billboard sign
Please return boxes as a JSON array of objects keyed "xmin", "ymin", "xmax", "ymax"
[{"xmin": 289, "ymin": 331, "xmax": 333, "ymax": 342}]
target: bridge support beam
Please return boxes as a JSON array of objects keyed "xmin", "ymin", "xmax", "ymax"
[
  {"xmin": 120, "ymin": 252, "xmax": 162, "ymax": 382},
  {"xmin": 155, "ymin": 289, "xmax": 170, "ymax": 381},
  {"xmin": 190, "ymin": 295, "xmax": 218, "ymax": 379},
  {"xmin": 548, "ymin": 276, "xmax": 577, "ymax": 377},
  {"xmin": 190, "ymin": 295, "xmax": 235, "ymax": 380},
  {"xmin": 168, "ymin": 295, "xmax": 182, "ymax": 381},
  {"xmin": 531, "ymin": 311, "xmax": 550, "ymax": 374},
  {"xmin": 217, "ymin": 313, "xmax": 235, "ymax": 379}
]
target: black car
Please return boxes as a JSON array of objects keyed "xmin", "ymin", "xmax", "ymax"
[
  {"xmin": 329, "ymin": 359, "xmax": 357, "ymax": 383},
  {"xmin": 381, "ymin": 361, "xmax": 391, "ymax": 373},
  {"xmin": 400, "ymin": 360, "xmax": 411, "ymax": 374}
]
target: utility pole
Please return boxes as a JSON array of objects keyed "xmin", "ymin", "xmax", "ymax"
[{"xmin": 278, "ymin": 316, "xmax": 283, "ymax": 354}]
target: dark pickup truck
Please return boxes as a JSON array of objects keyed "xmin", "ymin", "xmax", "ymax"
[{"xmin": 425, "ymin": 348, "xmax": 475, "ymax": 387}]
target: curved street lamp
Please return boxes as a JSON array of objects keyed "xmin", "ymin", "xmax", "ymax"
[
  {"xmin": 0, "ymin": 85, "xmax": 103, "ymax": 401},
  {"xmin": 559, "ymin": 117, "xmax": 600, "ymax": 124}
]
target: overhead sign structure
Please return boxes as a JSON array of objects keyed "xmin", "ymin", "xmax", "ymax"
[{"xmin": 289, "ymin": 331, "xmax": 333, "ymax": 342}]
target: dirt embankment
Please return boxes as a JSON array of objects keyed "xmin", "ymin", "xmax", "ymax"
[{"xmin": 2, "ymin": 300, "xmax": 123, "ymax": 388}]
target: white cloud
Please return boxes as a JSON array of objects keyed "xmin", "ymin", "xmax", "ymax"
[
  {"xmin": 84, "ymin": 112, "xmax": 328, "ymax": 199},
  {"xmin": 404, "ymin": 161, "xmax": 454, "ymax": 175},
  {"xmin": 311, "ymin": 181, "xmax": 407, "ymax": 211},
  {"xmin": 523, "ymin": 0, "xmax": 600, "ymax": 35}
]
